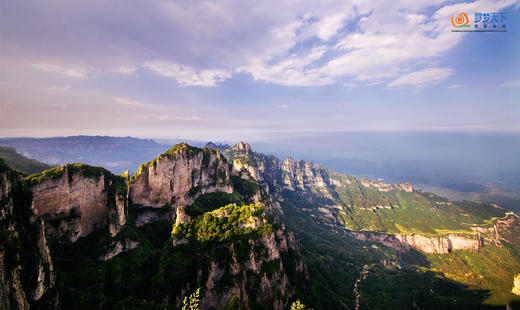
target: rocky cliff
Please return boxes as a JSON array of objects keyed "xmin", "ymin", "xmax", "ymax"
[
  {"xmin": 170, "ymin": 202, "xmax": 305, "ymax": 310},
  {"xmin": 130, "ymin": 143, "xmax": 233, "ymax": 208},
  {"xmin": 349, "ymin": 230, "xmax": 483, "ymax": 254},
  {"xmin": 0, "ymin": 142, "xmax": 307, "ymax": 309},
  {"xmin": 280, "ymin": 156, "xmax": 412, "ymax": 194},
  {"xmin": 26, "ymin": 164, "xmax": 127, "ymax": 241},
  {"xmin": 0, "ymin": 161, "xmax": 130, "ymax": 310},
  {"xmin": 220, "ymin": 142, "xmax": 413, "ymax": 202},
  {"xmin": 3, "ymin": 140, "xmax": 520, "ymax": 309},
  {"xmin": 223, "ymin": 142, "xmax": 284, "ymax": 199},
  {"xmin": 0, "ymin": 159, "xmax": 30, "ymax": 310},
  {"xmin": 0, "ymin": 161, "xmax": 65, "ymax": 309}
]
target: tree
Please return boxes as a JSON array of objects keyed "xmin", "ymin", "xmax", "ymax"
[
  {"xmin": 290, "ymin": 299, "xmax": 313, "ymax": 310},
  {"xmin": 182, "ymin": 288, "xmax": 200, "ymax": 310}
]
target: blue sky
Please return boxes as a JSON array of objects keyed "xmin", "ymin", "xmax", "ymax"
[{"xmin": 0, "ymin": 0, "xmax": 519, "ymax": 141}]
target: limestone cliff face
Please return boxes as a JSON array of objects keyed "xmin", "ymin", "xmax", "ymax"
[
  {"xmin": 199, "ymin": 228, "xmax": 304, "ymax": 310},
  {"xmin": 0, "ymin": 161, "xmax": 62, "ymax": 309},
  {"xmin": 349, "ymin": 230, "xmax": 483, "ymax": 254},
  {"xmin": 351, "ymin": 212, "xmax": 519, "ymax": 254},
  {"xmin": 170, "ymin": 203, "xmax": 306, "ymax": 310},
  {"xmin": 27, "ymin": 165, "xmax": 126, "ymax": 242},
  {"xmin": 224, "ymin": 142, "xmax": 283, "ymax": 198},
  {"xmin": 281, "ymin": 157, "xmax": 412, "ymax": 193},
  {"xmin": 221, "ymin": 142, "xmax": 413, "ymax": 202},
  {"xmin": 395, "ymin": 233, "xmax": 482, "ymax": 253},
  {"xmin": 0, "ymin": 162, "xmax": 30, "ymax": 310},
  {"xmin": 130, "ymin": 143, "xmax": 233, "ymax": 208},
  {"xmin": 0, "ymin": 163, "xmax": 129, "ymax": 309},
  {"xmin": 282, "ymin": 158, "xmax": 329, "ymax": 190}
]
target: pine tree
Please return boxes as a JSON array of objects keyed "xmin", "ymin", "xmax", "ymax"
[{"xmin": 182, "ymin": 288, "xmax": 200, "ymax": 310}]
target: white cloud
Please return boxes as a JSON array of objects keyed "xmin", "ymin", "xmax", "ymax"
[
  {"xmin": 344, "ymin": 83, "xmax": 358, "ymax": 88},
  {"xmin": 315, "ymin": 13, "xmax": 348, "ymax": 41},
  {"xmin": 143, "ymin": 114, "xmax": 170, "ymax": 120},
  {"xmin": 279, "ymin": 104, "xmax": 289, "ymax": 109},
  {"xmin": 242, "ymin": 46, "xmax": 331, "ymax": 86},
  {"xmin": 113, "ymin": 66, "xmax": 137, "ymax": 75},
  {"xmin": 405, "ymin": 14, "xmax": 426, "ymax": 25},
  {"xmin": 6, "ymin": 0, "xmax": 519, "ymax": 88},
  {"xmin": 40, "ymin": 86, "xmax": 71, "ymax": 91},
  {"xmin": 33, "ymin": 63, "xmax": 88, "ymax": 78},
  {"xmin": 39, "ymin": 104, "xmax": 65, "ymax": 110},
  {"xmin": 143, "ymin": 61, "xmax": 231, "ymax": 86},
  {"xmin": 501, "ymin": 80, "xmax": 520, "ymax": 88},
  {"xmin": 447, "ymin": 84, "xmax": 462, "ymax": 89},
  {"xmin": 388, "ymin": 68, "xmax": 453, "ymax": 87},
  {"xmin": 174, "ymin": 116, "xmax": 201, "ymax": 121},
  {"xmin": 113, "ymin": 97, "xmax": 159, "ymax": 109}
]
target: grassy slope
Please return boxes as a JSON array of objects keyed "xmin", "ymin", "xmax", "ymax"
[
  {"xmin": 221, "ymin": 150, "xmax": 519, "ymax": 307},
  {"xmin": 303, "ymin": 170, "xmax": 519, "ymax": 305},
  {"xmin": 0, "ymin": 146, "xmax": 52, "ymax": 174},
  {"xmin": 279, "ymin": 193, "xmax": 501, "ymax": 309},
  {"xmin": 316, "ymin": 167, "xmax": 507, "ymax": 234}
]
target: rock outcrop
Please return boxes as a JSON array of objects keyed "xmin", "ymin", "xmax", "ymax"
[
  {"xmin": 224, "ymin": 142, "xmax": 283, "ymax": 197},
  {"xmin": 204, "ymin": 142, "xmax": 231, "ymax": 152},
  {"xmin": 196, "ymin": 227, "xmax": 303, "ymax": 310},
  {"xmin": 281, "ymin": 157, "xmax": 412, "ymax": 193},
  {"xmin": 349, "ymin": 230, "xmax": 483, "ymax": 254},
  {"xmin": 170, "ymin": 203, "xmax": 305, "ymax": 310},
  {"xmin": 0, "ymin": 160, "xmax": 31, "ymax": 310},
  {"xmin": 224, "ymin": 143, "xmax": 413, "ymax": 201},
  {"xmin": 130, "ymin": 143, "xmax": 233, "ymax": 208},
  {"xmin": 4, "ymin": 140, "xmax": 518, "ymax": 309},
  {"xmin": 27, "ymin": 164, "xmax": 126, "ymax": 242},
  {"xmin": 98, "ymin": 239, "xmax": 138, "ymax": 261}
]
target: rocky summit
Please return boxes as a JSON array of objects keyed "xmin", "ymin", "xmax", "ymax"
[{"xmin": 1, "ymin": 142, "xmax": 519, "ymax": 310}]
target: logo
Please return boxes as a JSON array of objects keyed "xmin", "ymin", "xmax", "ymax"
[
  {"xmin": 451, "ymin": 11, "xmax": 507, "ymax": 32},
  {"xmin": 452, "ymin": 12, "xmax": 470, "ymax": 27}
]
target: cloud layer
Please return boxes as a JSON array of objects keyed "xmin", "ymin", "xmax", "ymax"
[
  {"xmin": 1, "ymin": 0, "xmax": 519, "ymax": 138},
  {"xmin": 2, "ymin": 0, "xmax": 517, "ymax": 88}
]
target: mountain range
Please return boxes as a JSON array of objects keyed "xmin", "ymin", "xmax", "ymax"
[
  {"xmin": 0, "ymin": 136, "xmax": 169, "ymax": 175},
  {"xmin": 1, "ymin": 141, "xmax": 519, "ymax": 309}
]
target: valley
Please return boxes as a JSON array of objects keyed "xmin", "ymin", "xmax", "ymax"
[{"xmin": 1, "ymin": 141, "xmax": 519, "ymax": 309}]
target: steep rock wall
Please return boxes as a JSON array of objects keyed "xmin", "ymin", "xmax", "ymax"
[
  {"xmin": 27, "ymin": 165, "xmax": 126, "ymax": 242},
  {"xmin": 0, "ymin": 162, "xmax": 30, "ymax": 310},
  {"xmin": 349, "ymin": 230, "xmax": 483, "ymax": 254},
  {"xmin": 281, "ymin": 157, "xmax": 412, "ymax": 193},
  {"xmin": 170, "ymin": 203, "xmax": 306, "ymax": 310},
  {"xmin": 199, "ymin": 229, "xmax": 303, "ymax": 310},
  {"xmin": 130, "ymin": 144, "xmax": 233, "ymax": 208}
]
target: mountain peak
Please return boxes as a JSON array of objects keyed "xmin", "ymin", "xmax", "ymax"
[
  {"xmin": 232, "ymin": 141, "xmax": 252, "ymax": 152},
  {"xmin": 161, "ymin": 142, "xmax": 198, "ymax": 157},
  {"xmin": 204, "ymin": 141, "xmax": 231, "ymax": 151}
]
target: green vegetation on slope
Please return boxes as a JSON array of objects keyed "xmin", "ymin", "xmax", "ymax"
[
  {"xmin": 313, "ymin": 171, "xmax": 507, "ymax": 234},
  {"xmin": 279, "ymin": 190, "xmax": 499, "ymax": 309},
  {"xmin": 44, "ymin": 184, "xmax": 284, "ymax": 310},
  {"xmin": 185, "ymin": 192, "xmax": 244, "ymax": 217},
  {"xmin": 221, "ymin": 142, "xmax": 520, "ymax": 307},
  {"xmin": 172, "ymin": 202, "xmax": 272, "ymax": 242},
  {"xmin": 23, "ymin": 163, "xmax": 110, "ymax": 185},
  {"xmin": 426, "ymin": 245, "xmax": 520, "ymax": 306},
  {"xmin": 425, "ymin": 216, "xmax": 520, "ymax": 306},
  {"xmin": 0, "ymin": 146, "xmax": 52, "ymax": 174}
]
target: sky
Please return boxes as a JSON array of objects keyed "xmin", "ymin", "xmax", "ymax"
[{"xmin": 1, "ymin": 0, "xmax": 519, "ymax": 142}]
